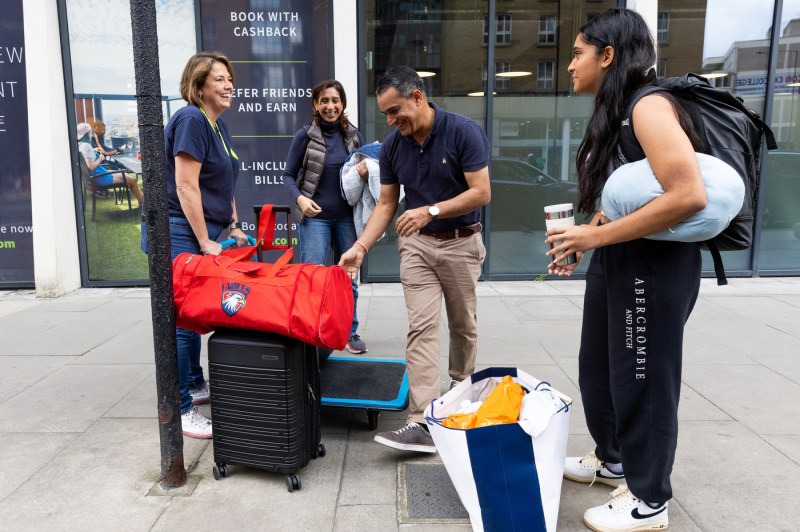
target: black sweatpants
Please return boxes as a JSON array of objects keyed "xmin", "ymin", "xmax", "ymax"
[{"xmin": 579, "ymin": 238, "xmax": 701, "ymax": 505}]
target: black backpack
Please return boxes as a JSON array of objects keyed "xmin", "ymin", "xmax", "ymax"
[{"xmin": 619, "ymin": 73, "xmax": 777, "ymax": 285}]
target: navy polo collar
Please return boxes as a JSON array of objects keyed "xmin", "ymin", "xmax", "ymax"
[{"xmin": 402, "ymin": 101, "xmax": 442, "ymax": 147}]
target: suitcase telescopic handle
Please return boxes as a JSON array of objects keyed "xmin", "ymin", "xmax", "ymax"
[
  {"xmin": 253, "ymin": 204, "xmax": 293, "ymax": 263},
  {"xmin": 219, "ymin": 235, "xmax": 257, "ymax": 249}
]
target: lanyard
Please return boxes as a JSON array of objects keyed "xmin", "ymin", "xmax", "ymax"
[{"xmin": 199, "ymin": 107, "xmax": 238, "ymax": 160}]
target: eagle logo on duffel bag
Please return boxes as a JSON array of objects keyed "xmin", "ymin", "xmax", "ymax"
[{"xmin": 221, "ymin": 282, "xmax": 251, "ymax": 316}]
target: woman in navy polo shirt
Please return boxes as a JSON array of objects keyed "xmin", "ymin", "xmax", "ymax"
[{"xmin": 164, "ymin": 51, "xmax": 247, "ymax": 439}]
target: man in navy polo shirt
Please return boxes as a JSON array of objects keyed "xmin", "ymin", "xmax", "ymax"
[{"xmin": 339, "ymin": 66, "xmax": 491, "ymax": 452}]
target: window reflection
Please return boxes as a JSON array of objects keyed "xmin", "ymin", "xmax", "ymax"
[
  {"xmin": 65, "ymin": 0, "xmax": 195, "ymax": 282},
  {"xmin": 365, "ymin": 1, "xmax": 489, "ymax": 277},
  {"xmin": 486, "ymin": 1, "xmax": 603, "ymax": 276},
  {"xmin": 364, "ymin": 1, "xmax": 606, "ymax": 278},
  {"xmin": 364, "ymin": 0, "xmax": 796, "ymax": 279},
  {"xmin": 657, "ymin": 0, "xmax": 768, "ymax": 274},
  {"xmin": 758, "ymin": 0, "xmax": 800, "ymax": 271}
]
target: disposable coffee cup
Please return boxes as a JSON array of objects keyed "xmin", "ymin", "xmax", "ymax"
[{"xmin": 544, "ymin": 203, "xmax": 578, "ymax": 266}]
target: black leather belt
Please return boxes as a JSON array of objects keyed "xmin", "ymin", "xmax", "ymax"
[{"xmin": 419, "ymin": 223, "xmax": 482, "ymax": 240}]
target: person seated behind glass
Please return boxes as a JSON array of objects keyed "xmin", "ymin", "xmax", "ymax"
[
  {"xmin": 91, "ymin": 120, "xmax": 126, "ymax": 157},
  {"xmin": 77, "ymin": 122, "xmax": 143, "ymax": 206}
]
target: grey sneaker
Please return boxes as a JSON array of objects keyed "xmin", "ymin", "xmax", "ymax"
[
  {"xmin": 346, "ymin": 334, "xmax": 368, "ymax": 354},
  {"xmin": 181, "ymin": 406, "xmax": 212, "ymax": 439},
  {"xmin": 374, "ymin": 422, "xmax": 436, "ymax": 453},
  {"xmin": 190, "ymin": 381, "xmax": 210, "ymax": 405},
  {"xmin": 564, "ymin": 451, "xmax": 626, "ymax": 487}
]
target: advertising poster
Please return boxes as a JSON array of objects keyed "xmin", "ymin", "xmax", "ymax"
[
  {"xmin": 199, "ymin": 0, "xmax": 330, "ymax": 253},
  {"xmin": 0, "ymin": 0, "xmax": 33, "ymax": 285}
]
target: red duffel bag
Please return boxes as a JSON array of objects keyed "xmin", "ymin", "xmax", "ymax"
[{"xmin": 172, "ymin": 205, "xmax": 354, "ymax": 350}]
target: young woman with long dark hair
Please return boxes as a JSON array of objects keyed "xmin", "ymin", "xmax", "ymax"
[{"xmin": 546, "ymin": 9, "xmax": 706, "ymax": 531}]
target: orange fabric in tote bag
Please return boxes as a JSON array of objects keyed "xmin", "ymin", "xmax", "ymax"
[
  {"xmin": 443, "ymin": 376, "xmax": 525, "ymax": 429},
  {"xmin": 172, "ymin": 205, "xmax": 354, "ymax": 350}
]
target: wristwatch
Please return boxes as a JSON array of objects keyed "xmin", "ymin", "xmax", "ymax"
[
  {"xmin": 427, "ymin": 204, "xmax": 440, "ymax": 220},
  {"xmin": 228, "ymin": 221, "xmax": 242, "ymax": 231}
]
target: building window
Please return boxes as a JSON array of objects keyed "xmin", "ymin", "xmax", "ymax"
[
  {"xmin": 658, "ymin": 12, "xmax": 670, "ymax": 43},
  {"xmin": 537, "ymin": 60, "xmax": 554, "ymax": 89},
  {"xmin": 539, "ymin": 15, "xmax": 556, "ymax": 45},
  {"xmin": 483, "ymin": 61, "xmax": 511, "ymax": 90},
  {"xmin": 484, "ymin": 13, "xmax": 512, "ymax": 46},
  {"xmin": 656, "ymin": 59, "xmax": 667, "ymax": 78}
]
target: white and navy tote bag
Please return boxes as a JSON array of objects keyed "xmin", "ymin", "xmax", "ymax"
[{"xmin": 424, "ymin": 367, "xmax": 572, "ymax": 532}]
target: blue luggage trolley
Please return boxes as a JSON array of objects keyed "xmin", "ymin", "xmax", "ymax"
[
  {"xmin": 320, "ymin": 356, "xmax": 409, "ymax": 430},
  {"xmin": 246, "ymin": 205, "xmax": 410, "ymax": 431}
]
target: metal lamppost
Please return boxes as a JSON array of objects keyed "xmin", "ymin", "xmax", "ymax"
[{"xmin": 129, "ymin": 0, "xmax": 186, "ymax": 489}]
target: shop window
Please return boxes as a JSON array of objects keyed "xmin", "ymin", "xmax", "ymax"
[{"xmin": 65, "ymin": 0, "xmax": 196, "ymax": 283}]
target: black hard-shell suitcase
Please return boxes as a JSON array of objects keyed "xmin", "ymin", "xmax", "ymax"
[{"xmin": 208, "ymin": 328, "xmax": 325, "ymax": 491}]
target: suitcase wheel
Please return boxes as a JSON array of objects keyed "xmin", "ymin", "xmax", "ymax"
[
  {"xmin": 212, "ymin": 463, "xmax": 227, "ymax": 481},
  {"xmin": 317, "ymin": 443, "xmax": 326, "ymax": 458},
  {"xmin": 286, "ymin": 474, "xmax": 302, "ymax": 492},
  {"xmin": 367, "ymin": 409, "xmax": 380, "ymax": 430}
]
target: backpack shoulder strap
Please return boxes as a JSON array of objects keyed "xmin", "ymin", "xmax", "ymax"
[
  {"xmin": 705, "ymin": 240, "xmax": 728, "ymax": 286},
  {"xmin": 619, "ymin": 84, "xmax": 669, "ymax": 163}
]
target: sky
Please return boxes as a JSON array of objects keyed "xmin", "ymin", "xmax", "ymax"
[{"xmin": 704, "ymin": 0, "xmax": 800, "ymax": 58}]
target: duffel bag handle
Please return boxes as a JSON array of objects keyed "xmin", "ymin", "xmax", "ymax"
[
  {"xmin": 216, "ymin": 205, "xmax": 287, "ymax": 263},
  {"xmin": 215, "ymin": 246, "xmax": 294, "ymax": 277}
]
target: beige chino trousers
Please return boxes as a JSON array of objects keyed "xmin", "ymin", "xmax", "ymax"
[{"xmin": 398, "ymin": 231, "xmax": 485, "ymax": 423}]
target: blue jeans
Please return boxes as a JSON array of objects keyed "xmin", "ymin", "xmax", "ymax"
[
  {"xmin": 170, "ymin": 216, "xmax": 225, "ymax": 414},
  {"xmin": 298, "ymin": 216, "xmax": 359, "ymax": 337}
]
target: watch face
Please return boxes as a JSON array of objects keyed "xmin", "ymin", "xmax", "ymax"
[{"xmin": 429, "ymin": 205, "xmax": 440, "ymax": 217}]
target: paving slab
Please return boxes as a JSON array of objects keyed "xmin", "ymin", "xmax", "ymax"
[
  {"xmin": 674, "ymin": 419, "xmax": 800, "ymax": 531},
  {"xmin": 0, "ymin": 300, "xmax": 40, "ymax": 318},
  {"xmin": 0, "ymin": 364, "xmax": 153, "ymax": 432},
  {"xmin": 687, "ymin": 316, "xmax": 799, "ymax": 359},
  {"xmin": 363, "ymin": 295, "xmax": 409, "ymax": 320},
  {"xmin": 503, "ymin": 296, "xmax": 583, "ymax": 321},
  {"xmin": 0, "ymin": 308, "xmax": 135, "ymax": 357},
  {"xmin": 334, "ymin": 503, "xmax": 397, "ymax": 532},
  {"xmin": 151, "ymin": 433, "xmax": 347, "ymax": 531},
  {"xmin": 1, "ymin": 280, "xmax": 798, "ymax": 531},
  {"xmin": 74, "ymin": 319, "xmax": 155, "ymax": 365},
  {"xmin": 489, "ymin": 281, "xmax": 566, "ymax": 296},
  {"xmin": 761, "ymin": 434, "xmax": 800, "ymax": 463},
  {"xmin": 338, "ymin": 418, "xmax": 435, "ymax": 507},
  {"xmin": 104, "ymin": 369, "xmax": 157, "ymax": 419},
  {"xmin": 0, "ymin": 355, "xmax": 78, "ymax": 406},
  {"xmin": 682, "ymin": 364, "xmax": 800, "ymax": 434},
  {"xmin": 524, "ymin": 319, "xmax": 582, "ymax": 358},
  {"xmin": 0, "ymin": 432, "xmax": 76, "ymax": 500},
  {"xmin": 0, "ymin": 419, "xmax": 169, "ymax": 532}
]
